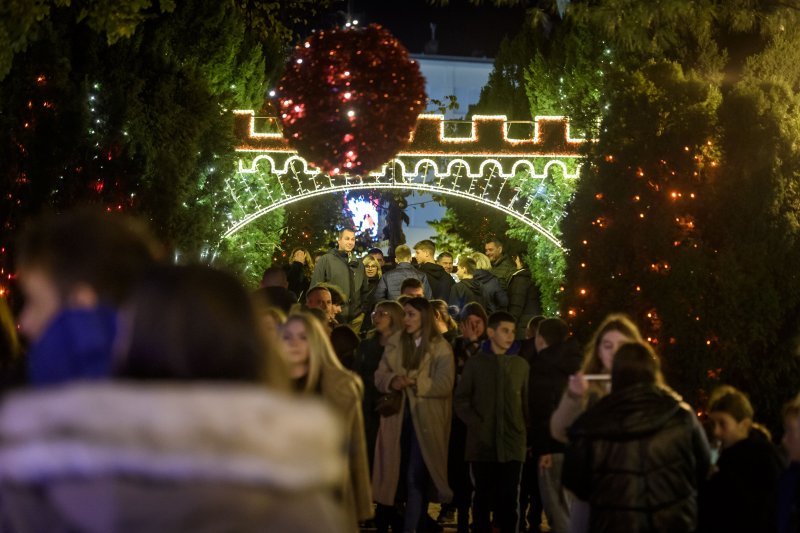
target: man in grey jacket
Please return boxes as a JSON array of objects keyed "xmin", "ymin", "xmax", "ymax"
[
  {"xmin": 372, "ymin": 244, "xmax": 431, "ymax": 302},
  {"xmin": 310, "ymin": 229, "xmax": 369, "ymax": 324}
]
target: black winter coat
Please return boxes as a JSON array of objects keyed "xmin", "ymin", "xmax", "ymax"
[
  {"xmin": 353, "ymin": 335, "xmax": 384, "ymax": 469},
  {"xmin": 564, "ymin": 384, "xmax": 711, "ymax": 533},
  {"xmin": 507, "ymin": 268, "xmax": 541, "ymax": 339},
  {"xmin": 524, "ymin": 337, "xmax": 582, "ymax": 454},
  {"xmin": 286, "ymin": 261, "xmax": 311, "ymax": 299},
  {"xmin": 417, "ymin": 262, "xmax": 454, "ymax": 301},
  {"xmin": 490, "ymin": 254, "xmax": 516, "ymax": 289},
  {"xmin": 698, "ymin": 431, "xmax": 784, "ymax": 533},
  {"xmin": 473, "ymin": 269, "xmax": 508, "ymax": 313}
]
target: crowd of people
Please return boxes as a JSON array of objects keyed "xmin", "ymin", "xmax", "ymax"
[{"xmin": 1, "ymin": 210, "xmax": 800, "ymax": 533}]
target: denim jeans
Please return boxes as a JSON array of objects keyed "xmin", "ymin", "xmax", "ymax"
[
  {"xmin": 403, "ymin": 424, "xmax": 431, "ymax": 533},
  {"xmin": 538, "ymin": 453, "xmax": 572, "ymax": 533}
]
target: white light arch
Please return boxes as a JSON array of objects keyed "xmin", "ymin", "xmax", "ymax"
[{"xmin": 224, "ymin": 154, "xmax": 580, "ymax": 249}]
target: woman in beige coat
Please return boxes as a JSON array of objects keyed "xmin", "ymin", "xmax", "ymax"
[
  {"xmin": 280, "ymin": 312, "xmax": 373, "ymax": 531},
  {"xmin": 373, "ymin": 297, "xmax": 455, "ymax": 533}
]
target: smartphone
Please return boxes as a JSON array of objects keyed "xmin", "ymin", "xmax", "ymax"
[{"xmin": 583, "ymin": 374, "xmax": 611, "ymax": 381}]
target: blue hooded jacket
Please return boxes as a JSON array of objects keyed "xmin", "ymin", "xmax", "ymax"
[{"xmin": 27, "ymin": 307, "xmax": 118, "ymax": 386}]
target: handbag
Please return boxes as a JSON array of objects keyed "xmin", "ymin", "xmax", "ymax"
[{"xmin": 375, "ymin": 389, "xmax": 403, "ymax": 417}]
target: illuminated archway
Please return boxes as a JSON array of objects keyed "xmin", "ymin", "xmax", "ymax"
[{"xmin": 227, "ymin": 111, "xmax": 584, "ymax": 248}]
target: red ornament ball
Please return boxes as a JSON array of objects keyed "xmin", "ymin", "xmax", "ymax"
[{"xmin": 273, "ymin": 24, "xmax": 427, "ymax": 176}]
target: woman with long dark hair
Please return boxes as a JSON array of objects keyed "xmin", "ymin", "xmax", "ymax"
[
  {"xmin": 373, "ymin": 297, "xmax": 455, "ymax": 532},
  {"xmin": 0, "ymin": 265, "xmax": 347, "ymax": 532}
]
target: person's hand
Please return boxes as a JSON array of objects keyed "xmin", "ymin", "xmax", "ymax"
[
  {"xmin": 293, "ymin": 250, "xmax": 306, "ymax": 263},
  {"xmin": 390, "ymin": 375, "xmax": 413, "ymax": 391},
  {"xmin": 567, "ymin": 372, "xmax": 589, "ymax": 398},
  {"xmin": 460, "ymin": 319, "xmax": 478, "ymax": 342},
  {"xmin": 539, "ymin": 454, "xmax": 553, "ymax": 471}
]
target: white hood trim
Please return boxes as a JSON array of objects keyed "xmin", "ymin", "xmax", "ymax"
[{"xmin": 0, "ymin": 383, "xmax": 345, "ymax": 490}]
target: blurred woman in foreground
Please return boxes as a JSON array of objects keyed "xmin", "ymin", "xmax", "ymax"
[{"xmin": 0, "ymin": 265, "xmax": 347, "ymax": 533}]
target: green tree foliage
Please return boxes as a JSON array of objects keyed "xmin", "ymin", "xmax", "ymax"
[
  {"xmin": 428, "ymin": 208, "xmax": 474, "ymax": 260},
  {"xmin": 1, "ymin": 0, "xmax": 265, "ymax": 268},
  {"xmin": 508, "ymin": 163, "xmax": 577, "ymax": 315},
  {"xmin": 1, "ymin": 1, "xmax": 321, "ymax": 291},
  {"xmin": 0, "ymin": 0, "xmax": 177, "ymax": 80},
  {"xmin": 550, "ymin": 0, "xmax": 800, "ymax": 424}
]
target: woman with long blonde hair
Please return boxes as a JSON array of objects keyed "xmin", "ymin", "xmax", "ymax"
[
  {"xmin": 354, "ymin": 301, "xmax": 405, "ymax": 487},
  {"xmin": 286, "ymin": 247, "xmax": 314, "ymax": 299},
  {"xmin": 280, "ymin": 312, "xmax": 373, "ymax": 530}
]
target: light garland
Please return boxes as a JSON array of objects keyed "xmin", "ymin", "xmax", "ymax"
[
  {"xmin": 236, "ymin": 153, "xmax": 580, "ymax": 180},
  {"xmin": 233, "ymin": 110, "xmax": 585, "ymax": 157}
]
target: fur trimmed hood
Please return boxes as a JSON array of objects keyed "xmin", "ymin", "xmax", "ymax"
[{"xmin": 0, "ymin": 382, "xmax": 345, "ymax": 490}]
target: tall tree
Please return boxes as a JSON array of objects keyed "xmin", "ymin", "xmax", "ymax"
[
  {"xmin": 0, "ymin": 1, "xmax": 324, "ymax": 297},
  {"xmin": 551, "ymin": 0, "xmax": 800, "ymax": 424}
]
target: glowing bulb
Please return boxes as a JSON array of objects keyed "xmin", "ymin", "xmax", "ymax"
[
  {"xmin": 344, "ymin": 92, "xmax": 352, "ymax": 100},
  {"xmin": 304, "ymin": 42, "xmax": 311, "ymax": 48},
  {"xmin": 269, "ymin": 90, "xmax": 276, "ymax": 97},
  {"xmin": 347, "ymin": 110, "xmax": 355, "ymax": 117},
  {"xmin": 296, "ymin": 58, "xmax": 303, "ymax": 64}
]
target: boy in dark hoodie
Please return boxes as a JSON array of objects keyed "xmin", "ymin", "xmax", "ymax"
[
  {"xmin": 413, "ymin": 239, "xmax": 454, "ymax": 300},
  {"xmin": 455, "ymin": 311, "xmax": 529, "ymax": 533},
  {"xmin": 449, "ymin": 257, "xmax": 486, "ymax": 311},
  {"xmin": 528, "ymin": 317, "xmax": 582, "ymax": 533}
]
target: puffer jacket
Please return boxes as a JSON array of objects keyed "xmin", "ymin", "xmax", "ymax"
[
  {"xmin": 0, "ymin": 383, "xmax": 348, "ymax": 533},
  {"xmin": 372, "ymin": 263, "xmax": 431, "ymax": 302},
  {"xmin": 473, "ymin": 269, "xmax": 508, "ymax": 313},
  {"xmin": 563, "ymin": 384, "xmax": 711, "ymax": 533}
]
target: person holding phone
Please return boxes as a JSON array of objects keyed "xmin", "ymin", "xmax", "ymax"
[
  {"xmin": 549, "ymin": 314, "xmax": 645, "ymax": 533},
  {"xmin": 562, "ymin": 342, "xmax": 711, "ymax": 532}
]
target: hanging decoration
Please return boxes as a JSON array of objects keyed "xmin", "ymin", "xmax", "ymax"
[{"xmin": 273, "ymin": 23, "xmax": 427, "ymax": 176}]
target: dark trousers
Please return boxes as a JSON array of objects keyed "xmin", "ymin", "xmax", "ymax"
[
  {"xmin": 519, "ymin": 454, "xmax": 544, "ymax": 532},
  {"xmin": 471, "ymin": 460, "xmax": 523, "ymax": 533}
]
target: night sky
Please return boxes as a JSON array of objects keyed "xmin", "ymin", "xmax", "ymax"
[{"xmin": 310, "ymin": 0, "xmax": 530, "ymax": 58}]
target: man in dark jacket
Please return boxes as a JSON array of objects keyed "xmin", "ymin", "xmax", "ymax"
[
  {"xmin": 563, "ymin": 342, "xmax": 711, "ymax": 533},
  {"xmin": 506, "ymin": 253, "xmax": 542, "ymax": 340},
  {"xmin": 455, "ymin": 311, "xmax": 529, "ymax": 533},
  {"xmin": 372, "ymin": 245, "xmax": 431, "ymax": 301},
  {"xmin": 528, "ymin": 317, "xmax": 582, "ymax": 533},
  {"xmin": 309, "ymin": 228, "xmax": 369, "ymax": 324},
  {"xmin": 413, "ymin": 239, "xmax": 454, "ymax": 300},
  {"xmin": 485, "ymin": 238, "xmax": 515, "ymax": 289}
]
